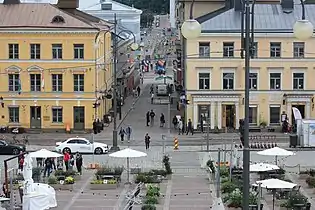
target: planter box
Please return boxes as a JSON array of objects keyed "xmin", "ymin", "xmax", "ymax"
[
  {"xmin": 50, "ymin": 184, "xmax": 74, "ymax": 190},
  {"xmin": 89, "ymin": 183, "xmax": 118, "ymax": 190},
  {"xmin": 299, "ymin": 174, "xmax": 309, "ymax": 180}
]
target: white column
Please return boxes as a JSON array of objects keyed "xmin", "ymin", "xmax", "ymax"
[
  {"xmin": 217, "ymin": 102, "xmax": 222, "ymax": 129},
  {"xmin": 235, "ymin": 102, "xmax": 240, "ymax": 129},
  {"xmin": 286, "ymin": 102, "xmax": 291, "ymax": 122},
  {"xmin": 193, "ymin": 104, "xmax": 198, "ymax": 129},
  {"xmin": 210, "ymin": 102, "xmax": 215, "ymax": 129},
  {"xmin": 169, "ymin": 0, "xmax": 176, "ymax": 28},
  {"xmin": 306, "ymin": 102, "xmax": 311, "ymax": 119}
]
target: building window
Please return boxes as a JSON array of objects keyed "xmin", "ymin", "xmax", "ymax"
[
  {"xmin": 249, "ymin": 106, "xmax": 257, "ymax": 125},
  {"xmin": 198, "ymin": 105, "xmax": 210, "ymax": 124},
  {"xmin": 30, "ymin": 44, "xmax": 41, "ymax": 59},
  {"xmin": 251, "ymin": 42, "xmax": 258, "ymax": 58},
  {"xmin": 8, "ymin": 107, "xmax": 19, "ymax": 123},
  {"xmin": 223, "ymin": 73, "xmax": 234, "ymax": 90},
  {"xmin": 199, "ymin": 42, "xmax": 210, "ymax": 58},
  {"xmin": 73, "ymin": 74, "xmax": 84, "ymax": 92},
  {"xmin": 269, "ymin": 106, "xmax": 281, "ymax": 124},
  {"xmin": 198, "ymin": 73, "xmax": 210, "ymax": 89},
  {"xmin": 52, "ymin": 107, "xmax": 63, "ymax": 123},
  {"xmin": 74, "ymin": 44, "xmax": 84, "ymax": 59},
  {"xmin": 30, "ymin": 74, "xmax": 41, "ymax": 91},
  {"xmin": 249, "ymin": 73, "xmax": 257, "ymax": 90},
  {"xmin": 8, "ymin": 44, "xmax": 19, "ymax": 59},
  {"xmin": 223, "ymin": 42, "xmax": 234, "ymax": 57},
  {"xmin": 52, "ymin": 44, "xmax": 63, "ymax": 59},
  {"xmin": 270, "ymin": 42, "xmax": 281, "ymax": 58},
  {"xmin": 293, "ymin": 42, "xmax": 304, "ymax": 58},
  {"xmin": 8, "ymin": 74, "xmax": 20, "ymax": 92},
  {"xmin": 293, "ymin": 73, "xmax": 304, "ymax": 90},
  {"xmin": 52, "ymin": 74, "xmax": 63, "ymax": 92},
  {"xmin": 269, "ymin": 73, "xmax": 281, "ymax": 90}
]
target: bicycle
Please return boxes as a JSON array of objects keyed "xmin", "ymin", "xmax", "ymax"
[
  {"xmin": 12, "ymin": 135, "xmax": 20, "ymax": 144},
  {"xmin": 22, "ymin": 135, "xmax": 29, "ymax": 145}
]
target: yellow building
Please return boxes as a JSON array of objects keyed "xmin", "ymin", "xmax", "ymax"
[
  {"xmin": 0, "ymin": 0, "xmax": 113, "ymax": 131},
  {"xmin": 185, "ymin": 2, "xmax": 315, "ymax": 131}
]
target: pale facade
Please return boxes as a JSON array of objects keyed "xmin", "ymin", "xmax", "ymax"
[{"xmin": 185, "ymin": 3, "xmax": 315, "ymax": 130}]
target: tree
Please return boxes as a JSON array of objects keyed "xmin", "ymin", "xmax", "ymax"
[{"xmin": 140, "ymin": 10, "xmax": 154, "ymax": 28}]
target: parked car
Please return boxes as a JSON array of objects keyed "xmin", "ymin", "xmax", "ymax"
[
  {"xmin": 55, "ymin": 137, "xmax": 109, "ymax": 155},
  {"xmin": 0, "ymin": 140, "xmax": 26, "ymax": 155}
]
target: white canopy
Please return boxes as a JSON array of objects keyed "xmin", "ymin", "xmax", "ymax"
[
  {"xmin": 257, "ymin": 147, "xmax": 295, "ymax": 157},
  {"xmin": 109, "ymin": 148, "xmax": 147, "ymax": 158},
  {"xmin": 29, "ymin": 149, "xmax": 63, "ymax": 158},
  {"xmin": 250, "ymin": 163, "xmax": 280, "ymax": 172},
  {"xmin": 256, "ymin": 178, "xmax": 297, "ymax": 189}
]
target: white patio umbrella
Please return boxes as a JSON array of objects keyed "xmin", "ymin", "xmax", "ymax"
[
  {"xmin": 29, "ymin": 149, "xmax": 63, "ymax": 158},
  {"xmin": 109, "ymin": 148, "xmax": 147, "ymax": 183},
  {"xmin": 256, "ymin": 178, "xmax": 297, "ymax": 210},
  {"xmin": 23, "ymin": 154, "xmax": 35, "ymax": 194},
  {"xmin": 250, "ymin": 163, "xmax": 280, "ymax": 172},
  {"xmin": 257, "ymin": 147, "xmax": 295, "ymax": 164}
]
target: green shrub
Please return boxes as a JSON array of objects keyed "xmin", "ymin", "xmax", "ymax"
[
  {"xmin": 141, "ymin": 204, "xmax": 156, "ymax": 210},
  {"xmin": 282, "ymin": 192, "xmax": 308, "ymax": 208},
  {"xmin": 113, "ymin": 167, "xmax": 124, "ymax": 175},
  {"xmin": 146, "ymin": 185, "xmax": 160, "ymax": 197},
  {"xmin": 65, "ymin": 176, "xmax": 75, "ymax": 184},
  {"xmin": 163, "ymin": 155, "xmax": 172, "ymax": 174},
  {"xmin": 48, "ymin": 176, "xmax": 58, "ymax": 185},
  {"xmin": 220, "ymin": 167, "xmax": 229, "ymax": 177},
  {"xmin": 95, "ymin": 167, "xmax": 113, "ymax": 176},
  {"xmin": 227, "ymin": 189, "xmax": 242, "ymax": 208},
  {"xmin": 221, "ymin": 181, "xmax": 237, "ymax": 194},
  {"xmin": 144, "ymin": 196, "xmax": 159, "ymax": 204},
  {"xmin": 135, "ymin": 173, "xmax": 161, "ymax": 184},
  {"xmin": 221, "ymin": 177, "xmax": 229, "ymax": 183},
  {"xmin": 90, "ymin": 179, "xmax": 103, "ymax": 184}
]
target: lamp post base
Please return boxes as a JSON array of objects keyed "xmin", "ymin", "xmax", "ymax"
[{"xmin": 110, "ymin": 146, "xmax": 120, "ymax": 152}]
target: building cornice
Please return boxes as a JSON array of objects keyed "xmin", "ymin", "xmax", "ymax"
[
  {"xmin": 0, "ymin": 28, "xmax": 98, "ymax": 34},
  {"xmin": 187, "ymin": 58, "xmax": 315, "ymax": 62},
  {"xmin": 187, "ymin": 90, "xmax": 315, "ymax": 95},
  {"xmin": 199, "ymin": 32, "xmax": 314, "ymax": 38}
]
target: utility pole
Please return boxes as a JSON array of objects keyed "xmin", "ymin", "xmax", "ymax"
[
  {"xmin": 216, "ymin": 148, "xmax": 221, "ymax": 198},
  {"xmin": 206, "ymin": 114, "xmax": 210, "ymax": 152},
  {"xmin": 111, "ymin": 13, "xmax": 119, "ymax": 151}
]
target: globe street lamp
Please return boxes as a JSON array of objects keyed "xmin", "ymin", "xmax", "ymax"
[
  {"xmin": 180, "ymin": 1, "xmax": 201, "ymax": 39},
  {"xmin": 293, "ymin": 0, "xmax": 314, "ymax": 40}
]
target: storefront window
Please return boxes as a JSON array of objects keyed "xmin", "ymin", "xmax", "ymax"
[{"xmin": 198, "ymin": 105, "xmax": 210, "ymax": 123}]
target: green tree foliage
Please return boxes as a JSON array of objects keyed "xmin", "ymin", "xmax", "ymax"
[
  {"xmin": 115, "ymin": 0, "xmax": 169, "ymax": 14},
  {"xmin": 140, "ymin": 10, "xmax": 154, "ymax": 28}
]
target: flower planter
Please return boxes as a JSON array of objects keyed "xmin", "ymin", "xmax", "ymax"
[
  {"xmin": 299, "ymin": 174, "xmax": 309, "ymax": 180},
  {"xmin": 89, "ymin": 183, "xmax": 118, "ymax": 190},
  {"xmin": 50, "ymin": 184, "xmax": 74, "ymax": 191}
]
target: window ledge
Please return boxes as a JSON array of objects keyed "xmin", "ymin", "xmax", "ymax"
[
  {"xmin": 8, "ymin": 123, "xmax": 21, "ymax": 126},
  {"xmin": 51, "ymin": 123, "xmax": 64, "ymax": 126}
]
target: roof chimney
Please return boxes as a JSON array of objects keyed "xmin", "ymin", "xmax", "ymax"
[
  {"xmin": 234, "ymin": 0, "xmax": 243, "ymax": 11},
  {"xmin": 57, "ymin": 0, "xmax": 79, "ymax": 9},
  {"xmin": 3, "ymin": 0, "xmax": 20, "ymax": 4}
]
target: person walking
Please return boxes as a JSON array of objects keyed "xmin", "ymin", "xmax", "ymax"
[
  {"xmin": 69, "ymin": 154, "xmax": 75, "ymax": 170},
  {"xmin": 172, "ymin": 116, "xmax": 178, "ymax": 129},
  {"xmin": 75, "ymin": 152, "xmax": 83, "ymax": 175},
  {"xmin": 126, "ymin": 126, "xmax": 132, "ymax": 142},
  {"xmin": 150, "ymin": 110, "xmax": 155, "ymax": 126},
  {"xmin": 119, "ymin": 127, "xmax": 126, "ymax": 142},
  {"xmin": 178, "ymin": 119, "xmax": 183, "ymax": 135},
  {"xmin": 160, "ymin": 113, "xmax": 165, "ymax": 127},
  {"xmin": 146, "ymin": 111, "xmax": 150, "ymax": 126},
  {"xmin": 186, "ymin": 119, "xmax": 194, "ymax": 135},
  {"xmin": 43, "ymin": 158, "xmax": 52, "ymax": 177},
  {"xmin": 63, "ymin": 151, "xmax": 70, "ymax": 171},
  {"xmin": 137, "ymin": 86, "xmax": 141, "ymax": 97},
  {"xmin": 145, "ymin": 133, "xmax": 151, "ymax": 150}
]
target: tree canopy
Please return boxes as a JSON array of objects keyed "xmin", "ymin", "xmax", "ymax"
[{"xmin": 115, "ymin": 0, "xmax": 169, "ymax": 14}]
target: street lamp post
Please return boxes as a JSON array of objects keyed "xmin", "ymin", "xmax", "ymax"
[{"xmin": 111, "ymin": 13, "xmax": 139, "ymax": 152}]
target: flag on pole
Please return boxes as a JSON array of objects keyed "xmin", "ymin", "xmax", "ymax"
[{"xmin": 41, "ymin": 72, "xmax": 45, "ymax": 89}]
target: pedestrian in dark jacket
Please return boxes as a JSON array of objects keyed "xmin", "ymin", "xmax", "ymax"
[
  {"xmin": 75, "ymin": 152, "xmax": 83, "ymax": 175},
  {"xmin": 145, "ymin": 133, "xmax": 151, "ymax": 150},
  {"xmin": 43, "ymin": 158, "xmax": 52, "ymax": 177},
  {"xmin": 137, "ymin": 86, "xmax": 141, "ymax": 96},
  {"xmin": 146, "ymin": 111, "xmax": 150, "ymax": 126},
  {"xmin": 150, "ymin": 110, "xmax": 155, "ymax": 126},
  {"xmin": 172, "ymin": 116, "xmax": 178, "ymax": 129},
  {"xmin": 186, "ymin": 119, "xmax": 194, "ymax": 135},
  {"xmin": 160, "ymin": 113, "xmax": 165, "ymax": 127},
  {"xmin": 119, "ymin": 127, "xmax": 126, "ymax": 142}
]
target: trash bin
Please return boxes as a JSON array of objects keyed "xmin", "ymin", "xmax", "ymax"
[{"xmin": 289, "ymin": 134, "xmax": 298, "ymax": 148}]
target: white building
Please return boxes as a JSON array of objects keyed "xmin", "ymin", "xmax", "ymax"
[{"xmin": 80, "ymin": 0, "xmax": 142, "ymax": 41}]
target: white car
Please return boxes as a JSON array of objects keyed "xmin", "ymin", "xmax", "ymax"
[{"xmin": 55, "ymin": 137, "xmax": 109, "ymax": 154}]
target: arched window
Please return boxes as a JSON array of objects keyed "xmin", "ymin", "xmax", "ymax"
[{"xmin": 51, "ymin": 15, "xmax": 65, "ymax": 24}]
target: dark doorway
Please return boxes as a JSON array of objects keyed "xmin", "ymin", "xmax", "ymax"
[
  {"xmin": 30, "ymin": 106, "xmax": 41, "ymax": 129},
  {"xmin": 73, "ymin": 106, "xmax": 85, "ymax": 130},
  {"xmin": 291, "ymin": 104, "xmax": 305, "ymax": 125},
  {"xmin": 225, "ymin": 105, "xmax": 235, "ymax": 129}
]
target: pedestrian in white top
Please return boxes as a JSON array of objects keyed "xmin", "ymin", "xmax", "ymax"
[{"xmin": 178, "ymin": 119, "xmax": 183, "ymax": 135}]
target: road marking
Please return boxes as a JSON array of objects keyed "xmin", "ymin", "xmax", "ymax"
[
  {"xmin": 163, "ymin": 179, "xmax": 173, "ymax": 210},
  {"xmin": 63, "ymin": 174, "xmax": 94, "ymax": 210}
]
